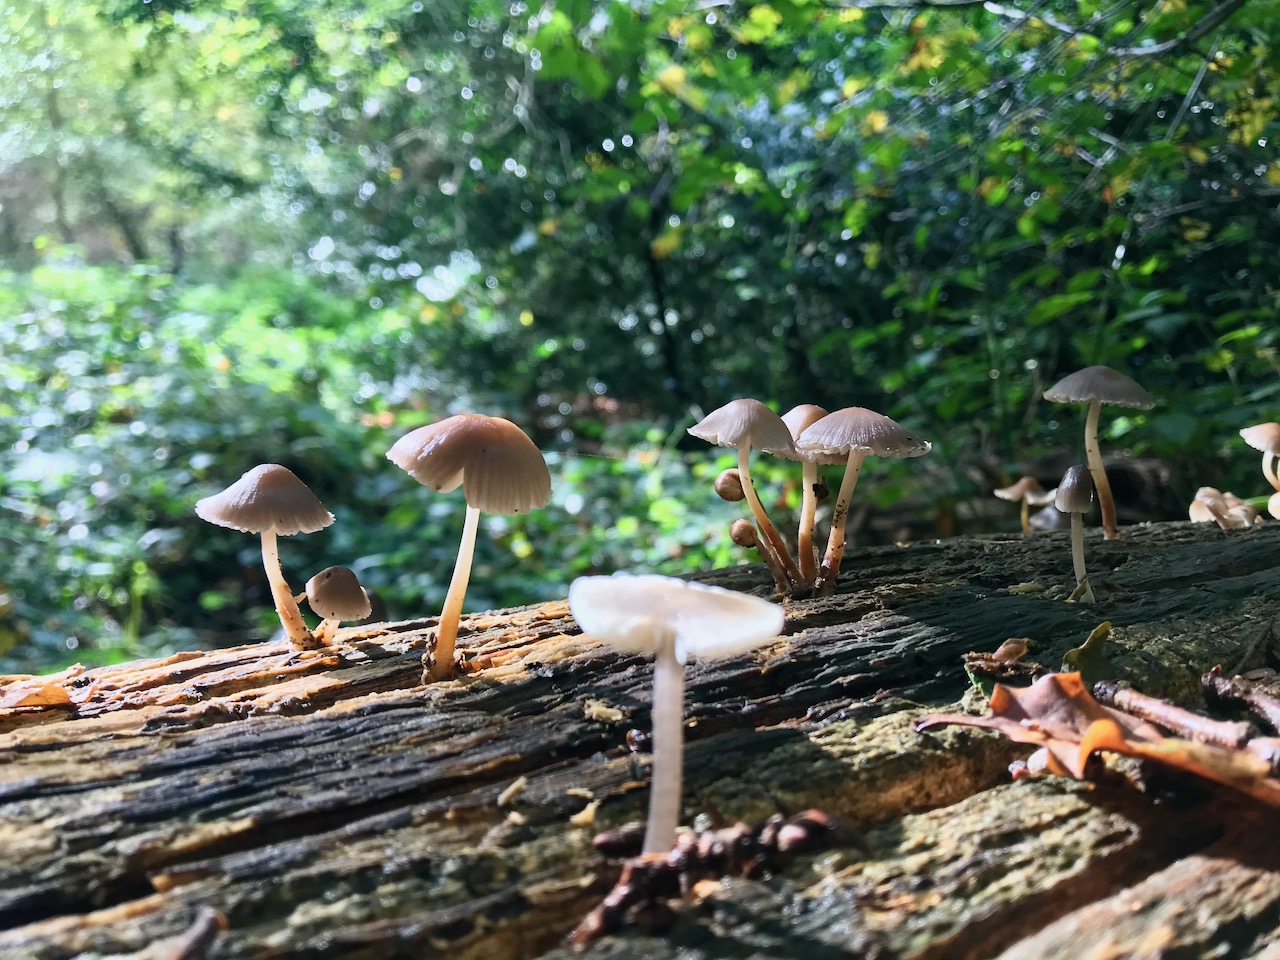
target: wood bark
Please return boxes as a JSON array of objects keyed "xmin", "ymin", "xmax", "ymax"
[{"xmin": 2, "ymin": 521, "xmax": 1279, "ymax": 959}]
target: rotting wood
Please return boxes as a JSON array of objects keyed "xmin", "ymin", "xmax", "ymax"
[{"xmin": 0, "ymin": 521, "xmax": 1278, "ymax": 959}]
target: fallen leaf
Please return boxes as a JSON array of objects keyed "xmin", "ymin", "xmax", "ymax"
[{"xmin": 0, "ymin": 683, "xmax": 73, "ymax": 709}]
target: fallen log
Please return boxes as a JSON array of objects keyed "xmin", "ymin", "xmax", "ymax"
[{"xmin": 2, "ymin": 521, "xmax": 1279, "ymax": 959}]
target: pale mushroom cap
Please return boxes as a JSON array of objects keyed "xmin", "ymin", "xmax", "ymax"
[
  {"xmin": 994, "ymin": 476, "xmax": 1053, "ymax": 504},
  {"xmin": 1043, "ymin": 365, "xmax": 1154, "ymax": 409},
  {"xmin": 781, "ymin": 404, "xmax": 830, "ymax": 439},
  {"xmin": 1240, "ymin": 422, "xmax": 1280, "ymax": 455},
  {"xmin": 1188, "ymin": 499, "xmax": 1220, "ymax": 524},
  {"xmin": 387, "ymin": 414, "xmax": 551, "ymax": 514},
  {"xmin": 688, "ymin": 399, "xmax": 797, "ymax": 457},
  {"xmin": 1194, "ymin": 486, "xmax": 1227, "ymax": 509},
  {"xmin": 305, "ymin": 565, "xmax": 372, "ymax": 621},
  {"xmin": 194, "ymin": 464, "xmax": 334, "ymax": 536},
  {"xmin": 795, "ymin": 407, "xmax": 931, "ymax": 460},
  {"xmin": 1055, "ymin": 465, "xmax": 1095, "ymax": 514},
  {"xmin": 568, "ymin": 573, "xmax": 785, "ymax": 665}
]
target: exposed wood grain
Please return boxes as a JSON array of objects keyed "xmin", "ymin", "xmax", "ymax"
[{"xmin": 1, "ymin": 522, "xmax": 1278, "ymax": 959}]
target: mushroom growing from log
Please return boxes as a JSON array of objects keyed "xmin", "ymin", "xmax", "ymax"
[
  {"xmin": 795, "ymin": 407, "xmax": 931, "ymax": 597},
  {"xmin": 568, "ymin": 573, "xmax": 784, "ymax": 854},
  {"xmin": 1239, "ymin": 422, "xmax": 1280, "ymax": 493},
  {"xmin": 387, "ymin": 414, "xmax": 551, "ymax": 681},
  {"xmin": 195, "ymin": 464, "xmax": 334, "ymax": 651},
  {"xmin": 1056, "ymin": 465, "xmax": 1096, "ymax": 604},
  {"xmin": 689, "ymin": 399, "xmax": 802, "ymax": 593},
  {"xmin": 781, "ymin": 404, "xmax": 830, "ymax": 587},
  {"xmin": 1043, "ymin": 365, "xmax": 1153, "ymax": 540},
  {"xmin": 305, "ymin": 565, "xmax": 372, "ymax": 644},
  {"xmin": 993, "ymin": 476, "xmax": 1057, "ymax": 534}
]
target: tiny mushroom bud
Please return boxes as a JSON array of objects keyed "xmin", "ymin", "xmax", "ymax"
[
  {"xmin": 195, "ymin": 464, "xmax": 334, "ymax": 650},
  {"xmin": 568, "ymin": 574, "xmax": 784, "ymax": 854},
  {"xmin": 1056, "ymin": 465, "xmax": 1096, "ymax": 603},
  {"xmin": 1189, "ymin": 487, "xmax": 1228, "ymax": 525},
  {"xmin": 795, "ymin": 407, "xmax": 930, "ymax": 597},
  {"xmin": 1043, "ymin": 365, "xmax": 1153, "ymax": 540},
  {"xmin": 388, "ymin": 414, "xmax": 551, "ymax": 681},
  {"xmin": 1239, "ymin": 422, "xmax": 1280, "ymax": 493},
  {"xmin": 993, "ymin": 476, "xmax": 1056, "ymax": 534},
  {"xmin": 780, "ymin": 404, "xmax": 830, "ymax": 586},
  {"xmin": 305, "ymin": 565, "xmax": 372, "ymax": 645},
  {"xmin": 729, "ymin": 518, "xmax": 760, "ymax": 548},
  {"xmin": 689, "ymin": 399, "xmax": 803, "ymax": 593},
  {"xmin": 714, "ymin": 468, "xmax": 746, "ymax": 502}
]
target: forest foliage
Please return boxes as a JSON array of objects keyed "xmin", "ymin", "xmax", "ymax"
[{"xmin": 1, "ymin": 0, "xmax": 1278, "ymax": 671}]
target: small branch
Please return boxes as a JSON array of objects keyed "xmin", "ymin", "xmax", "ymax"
[
  {"xmin": 1203, "ymin": 667, "xmax": 1280, "ymax": 734},
  {"xmin": 1093, "ymin": 680, "xmax": 1255, "ymax": 749}
]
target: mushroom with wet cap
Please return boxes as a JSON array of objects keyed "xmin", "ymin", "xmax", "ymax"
[
  {"xmin": 781, "ymin": 404, "xmax": 830, "ymax": 586},
  {"xmin": 195, "ymin": 464, "xmax": 334, "ymax": 650},
  {"xmin": 388, "ymin": 414, "xmax": 551, "ymax": 681},
  {"xmin": 568, "ymin": 573, "xmax": 785, "ymax": 854},
  {"xmin": 993, "ymin": 476, "xmax": 1056, "ymax": 534},
  {"xmin": 305, "ymin": 565, "xmax": 372, "ymax": 644},
  {"xmin": 1056, "ymin": 465, "xmax": 1096, "ymax": 604},
  {"xmin": 714, "ymin": 469, "xmax": 746, "ymax": 502},
  {"xmin": 795, "ymin": 407, "xmax": 931, "ymax": 597},
  {"xmin": 1043, "ymin": 365, "xmax": 1153, "ymax": 540},
  {"xmin": 1239, "ymin": 423, "xmax": 1280, "ymax": 493}
]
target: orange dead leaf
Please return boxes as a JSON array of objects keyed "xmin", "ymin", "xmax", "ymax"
[{"xmin": 0, "ymin": 682, "xmax": 73, "ymax": 709}]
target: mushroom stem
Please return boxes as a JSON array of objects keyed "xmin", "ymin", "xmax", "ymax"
[
  {"xmin": 1083, "ymin": 398, "xmax": 1118, "ymax": 540},
  {"xmin": 737, "ymin": 445, "xmax": 802, "ymax": 592},
  {"xmin": 1262, "ymin": 452, "xmax": 1280, "ymax": 493},
  {"xmin": 814, "ymin": 450, "xmax": 867, "ymax": 597},
  {"xmin": 797, "ymin": 462, "xmax": 820, "ymax": 585},
  {"xmin": 315, "ymin": 618, "xmax": 339, "ymax": 645},
  {"xmin": 1070, "ymin": 513, "xmax": 1095, "ymax": 603},
  {"xmin": 427, "ymin": 504, "xmax": 481, "ymax": 682},
  {"xmin": 643, "ymin": 632, "xmax": 685, "ymax": 855},
  {"xmin": 259, "ymin": 529, "xmax": 316, "ymax": 650},
  {"xmin": 1019, "ymin": 499, "xmax": 1030, "ymax": 534}
]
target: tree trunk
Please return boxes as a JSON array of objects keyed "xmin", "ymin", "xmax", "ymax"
[{"xmin": 2, "ymin": 522, "xmax": 1279, "ymax": 959}]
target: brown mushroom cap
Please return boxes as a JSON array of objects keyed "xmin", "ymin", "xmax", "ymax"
[
  {"xmin": 194, "ymin": 464, "xmax": 334, "ymax": 536},
  {"xmin": 795, "ymin": 407, "xmax": 931, "ymax": 460},
  {"xmin": 781, "ymin": 404, "xmax": 830, "ymax": 440},
  {"xmin": 1043, "ymin": 365, "xmax": 1154, "ymax": 409},
  {"xmin": 994, "ymin": 476, "xmax": 1056, "ymax": 506},
  {"xmin": 1055, "ymin": 465, "xmax": 1095, "ymax": 514},
  {"xmin": 714, "ymin": 469, "xmax": 746, "ymax": 502},
  {"xmin": 688, "ymin": 399, "xmax": 797, "ymax": 457},
  {"xmin": 1240, "ymin": 422, "xmax": 1280, "ymax": 455},
  {"xmin": 729, "ymin": 519, "xmax": 760, "ymax": 548},
  {"xmin": 305, "ymin": 565, "xmax": 372, "ymax": 622},
  {"xmin": 387, "ymin": 414, "xmax": 551, "ymax": 514}
]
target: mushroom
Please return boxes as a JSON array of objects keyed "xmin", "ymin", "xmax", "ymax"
[
  {"xmin": 993, "ymin": 476, "xmax": 1057, "ymax": 534},
  {"xmin": 781, "ymin": 404, "xmax": 830, "ymax": 586},
  {"xmin": 1055, "ymin": 465, "xmax": 1096, "ymax": 603},
  {"xmin": 305, "ymin": 565, "xmax": 372, "ymax": 644},
  {"xmin": 387, "ymin": 414, "xmax": 551, "ymax": 681},
  {"xmin": 714, "ymin": 468, "xmax": 746, "ymax": 502},
  {"xmin": 195, "ymin": 464, "xmax": 334, "ymax": 650},
  {"xmin": 688, "ymin": 399, "xmax": 802, "ymax": 593},
  {"xmin": 1270, "ymin": 491, "xmax": 1280, "ymax": 520},
  {"xmin": 1042, "ymin": 365, "xmax": 1153, "ymax": 540},
  {"xmin": 568, "ymin": 573, "xmax": 784, "ymax": 854},
  {"xmin": 1239, "ymin": 423, "xmax": 1280, "ymax": 493},
  {"xmin": 728, "ymin": 518, "xmax": 790, "ymax": 586},
  {"xmin": 795, "ymin": 407, "xmax": 931, "ymax": 597},
  {"xmin": 1188, "ymin": 488, "xmax": 1258, "ymax": 530}
]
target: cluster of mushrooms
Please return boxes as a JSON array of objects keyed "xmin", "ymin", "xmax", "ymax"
[{"xmin": 192, "ymin": 365, "xmax": 1274, "ymax": 856}]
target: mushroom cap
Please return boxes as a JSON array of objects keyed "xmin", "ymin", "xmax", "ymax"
[
  {"xmin": 305, "ymin": 565, "xmax": 372, "ymax": 622},
  {"xmin": 568, "ymin": 573, "xmax": 785, "ymax": 665},
  {"xmin": 387, "ymin": 414, "xmax": 551, "ymax": 514},
  {"xmin": 1188, "ymin": 498, "xmax": 1221, "ymax": 524},
  {"xmin": 795, "ymin": 407, "xmax": 931, "ymax": 461},
  {"xmin": 994, "ymin": 476, "xmax": 1055, "ymax": 505},
  {"xmin": 688, "ymin": 399, "xmax": 797, "ymax": 458},
  {"xmin": 729, "ymin": 519, "xmax": 760, "ymax": 548},
  {"xmin": 781, "ymin": 404, "xmax": 830, "ymax": 440},
  {"xmin": 714, "ymin": 468, "xmax": 746, "ymax": 502},
  {"xmin": 1055, "ymin": 465, "xmax": 1095, "ymax": 514},
  {"xmin": 194, "ymin": 464, "xmax": 334, "ymax": 536},
  {"xmin": 1240, "ymin": 422, "xmax": 1280, "ymax": 455},
  {"xmin": 1042, "ymin": 365, "xmax": 1154, "ymax": 409}
]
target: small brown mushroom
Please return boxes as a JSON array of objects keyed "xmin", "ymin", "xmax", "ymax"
[
  {"xmin": 1239, "ymin": 422, "xmax": 1280, "ymax": 493},
  {"xmin": 689, "ymin": 399, "xmax": 802, "ymax": 593},
  {"xmin": 305, "ymin": 565, "xmax": 372, "ymax": 644},
  {"xmin": 714, "ymin": 469, "xmax": 746, "ymax": 502},
  {"xmin": 1056, "ymin": 465, "xmax": 1096, "ymax": 603},
  {"xmin": 195, "ymin": 464, "xmax": 334, "ymax": 650},
  {"xmin": 780, "ymin": 404, "xmax": 830, "ymax": 586},
  {"xmin": 1043, "ymin": 365, "xmax": 1153, "ymax": 540},
  {"xmin": 993, "ymin": 476, "xmax": 1057, "ymax": 534},
  {"xmin": 388, "ymin": 414, "xmax": 551, "ymax": 681},
  {"xmin": 728, "ymin": 518, "xmax": 789, "ymax": 586}
]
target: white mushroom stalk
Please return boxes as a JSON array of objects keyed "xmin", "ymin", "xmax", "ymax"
[
  {"xmin": 1082, "ymin": 398, "xmax": 1116, "ymax": 544},
  {"xmin": 434, "ymin": 504, "xmax": 481, "ymax": 680},
  {"xmin": 1056, "ymin": 465, "xmax": 1096, "ymax": 604},
  {"xmin": 815, "ymin": 449, "xmax": 867, "ymax": 596},
  {"xmin": 569, "ymin": 574, "xmax": 784, "ymax": 855},
  {"xmin": 736, "ymin": 444, "xmax": 803, "ymax": 591},
  {"xmin": 781, "ymin": 404, "xmax": 830, "ymax": 589},
  {"xmin": 260, "ymin": 528, "xmax": 314, "ymax": 647}
]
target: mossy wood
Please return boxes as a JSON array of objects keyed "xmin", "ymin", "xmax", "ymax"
[{"xmin": 3, "ymin": 523, "xmax": 1279, "ymax": 959}]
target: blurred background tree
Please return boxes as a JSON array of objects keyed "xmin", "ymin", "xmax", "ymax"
[{"xmin": 1, "ymin": 0, "xmax": 1277, "ymax": 671}]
